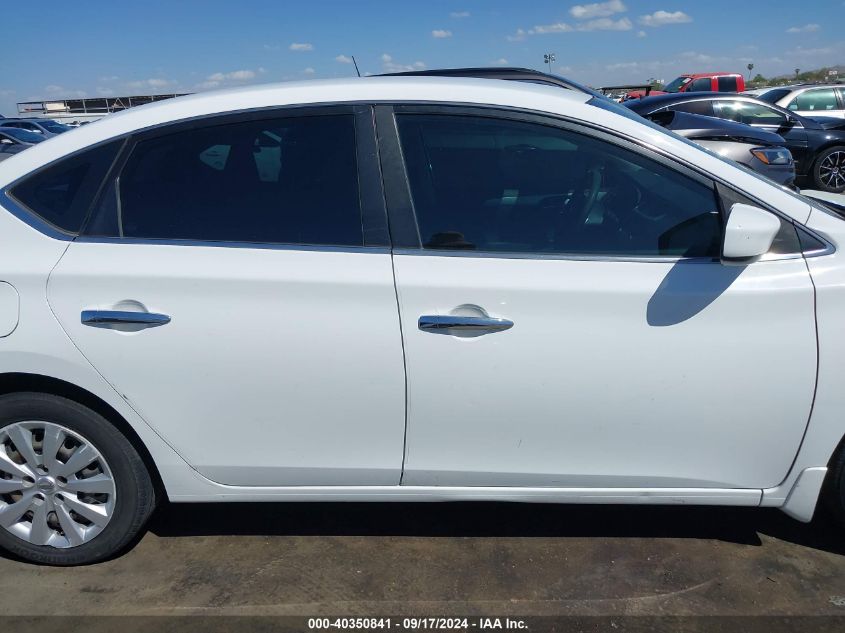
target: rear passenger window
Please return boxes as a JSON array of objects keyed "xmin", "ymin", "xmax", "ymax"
[
  {"xmin": 668, "ymin": 101, "xmax": 715, "ymax": 116},
  {"xmin": 9, "ymin": 141, "xmax": 121, "ymax": 233},
  {"xmin": 89, "ymin": 114, "xmax": 363, "ymax": 246},
  {"xmin": 396, "ymin": 114, "xmax": 721, "ymax": 258},
  {"xmin": 789, "ymin": 89, "xmax": 839, "ymax": 112},
  {"xmin": 717, "ymin": 76, "xmax": 738, "ymax": 92}
]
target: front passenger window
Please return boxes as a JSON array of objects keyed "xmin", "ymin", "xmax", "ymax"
[{"xmin": 396, "ymin": 114, "xmax": 721, "ymax": 258}]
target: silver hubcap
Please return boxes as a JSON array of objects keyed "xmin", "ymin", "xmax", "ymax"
[
  {"xmin": 819, "ymin": 151, "xmax": 845, "ymax": 189},
  {"xmin": 0, "ymin": 422, "xmax": 116, "ymax": 548}
]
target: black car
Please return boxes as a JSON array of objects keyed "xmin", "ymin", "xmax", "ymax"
[{"xmin": 625, "ymin": 92, "xmax": 845, "ymax": 192}]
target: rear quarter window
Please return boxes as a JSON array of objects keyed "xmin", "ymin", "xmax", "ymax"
[{"xmin": 7, "ymin": 140, "xmax": 122, "ymax": 234}]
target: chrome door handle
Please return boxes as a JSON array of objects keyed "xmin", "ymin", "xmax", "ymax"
[
  {"xmin": 81, "ymin": 310, "xmax": 171, "ymax": 327},
  {"xmin": 418, "ymin": 315, "xmax": 513, "ymax": 333}
]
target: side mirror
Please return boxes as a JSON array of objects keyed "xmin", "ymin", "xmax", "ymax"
[{"xmin": 722, "ymin": 203, "xmax": 780, "ymax": 264}]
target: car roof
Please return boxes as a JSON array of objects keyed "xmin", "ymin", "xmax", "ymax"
[
  {"xmin": 682, "ymin": 72, "xmax": 740, "ymax": 78},
  {"xmin": 378, "ymin": 67, "xmax": 602, "ymax": 96}
]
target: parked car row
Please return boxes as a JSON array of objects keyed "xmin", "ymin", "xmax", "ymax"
[{"xmin": 626, "ymin": 92, "xmax": 845, "ymax": 192}]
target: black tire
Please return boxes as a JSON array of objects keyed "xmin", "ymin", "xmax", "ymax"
[
  {"xmin": 822, "ymin": 438, "xmax": 845, "ymax": 527},
  {"xmin": 0, "ymin": 393, "xmax": 155, "ymax": 565},
  {"xmin": 812, "ymin": 146, "xmax": 845, "ymax": 193}
]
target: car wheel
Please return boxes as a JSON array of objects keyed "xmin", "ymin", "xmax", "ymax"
[
  {"xmin": 0, "ymin": 393, "xmax": 155, "ymax": 565},
  {"xmin": 813, "ymin": 146, "xmax": 845, "ymax": 193}
]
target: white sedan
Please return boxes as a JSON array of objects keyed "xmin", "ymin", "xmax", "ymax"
[{"xmin": 0, "ymin": 78, "xmax": 843, "ymax": 565}]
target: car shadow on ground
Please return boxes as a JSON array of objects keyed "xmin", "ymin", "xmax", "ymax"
[{"xmin": 147, "ymin": 501, "xmax": 845, "ymax": 556}]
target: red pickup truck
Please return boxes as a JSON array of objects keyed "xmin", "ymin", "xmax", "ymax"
[{"xmin": 623, "ymin": 72, "xmax": 745, "ymax": 100}]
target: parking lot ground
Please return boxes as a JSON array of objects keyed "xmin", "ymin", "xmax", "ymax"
[{"xmin": 2, "ymin": 502, "xmax": 845, "ymax": 626}]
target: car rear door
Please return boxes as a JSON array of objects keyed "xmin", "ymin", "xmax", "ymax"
[
  {"xmin": 789, "ymin": 88, "xmax": 843, "ymax": 119},
  {"xmin": 46, "ymin": 105, "xmax": 407, "ymax": 486},
  {"xmin": 379, "ymin": 105, "xmax": 817, "ymax": 490}
]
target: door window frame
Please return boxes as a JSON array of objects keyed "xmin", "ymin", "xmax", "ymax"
[
  {"xmin": 376, "ymin": 103, "xmax": 724, "ymax": 261},
  {"xmin": 77, "ymin": 104, "xmax": 390, "ymax": 250}
]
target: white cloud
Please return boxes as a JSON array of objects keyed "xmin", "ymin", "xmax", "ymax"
[
  {"xmin": 303, "ymin": 67, "xmax": 316, "ymax": 74},
  {"xmin": 577, "ymin": 17, "xmax": 632, "ymax": 31},
  {"xmin": 605, "ymin": 61, "xmax": 641, "ymax": 71},
  {"xmin": 518, "ymin": 15, "xmax": 631, "ymax": 36},
  {"xmin": 289, "ymin": 42, "xmax": 314, "ymax": 51},
  {"xmin": 43, "ymin": 85, "xmax": 87, "ymax": 98},
  {"xmin": 450, "ymin": 11, "xmax": 470, "ymax": 18},
  {"xmin": 494, "ymin": 58, "xmax": 509, "ymax": 65},
  {"xmin": 681, "ymin": 51, "xmax": 716, "ymax": 64},
  {"xmin": 639, "ymin": 10, "xmax": 692, "ymax": 27},
  {"xmin": 207, "ymin": 69, "xmax": 256, "ymax": 82},
  {"xmin": 786, "ymin": 24, "xmax": 820, "ymax": 34},
  {"xmin": 532, "ymin": 22, "xmax": 573, "ymax": 34},
  {"xmin": 637, "ymin": 30, "xmax": 647, "ymax": 38},
  {"xmin": 229, "ymin": 70, "xmax": 256, "ymax": 80},
  {"xmin": 195, "ymin": 80, "xmax": 221, "ymax": 91},
  {"xmin": 570, "ymin": 0, "xmax": 626, "ymax": 20},
  {"xmin": 96, "ymin": 86, "xmax": 114, "ymax": 96},
  {"xmin": 381, "ymin": 54, "xmax": 425, "ymax": 73},
  {"xmin": 125, "ymin": 78, "xmax": 174, "ymax": 91},
  {"xmin": 335, "ymin": 54, "xmax": 353, "ymax": 64},
  {"xmin": 98, "ymin": 75, "xmax": 119, "ymax": 82},
  {"xmin": 432, "ymin": 29, "xmax": 453, "ymax": 38}
]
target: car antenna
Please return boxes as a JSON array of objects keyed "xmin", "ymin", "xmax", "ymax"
[{"xmin": 351, "ymin": 56, "xmax": 362, "ymax": 78}]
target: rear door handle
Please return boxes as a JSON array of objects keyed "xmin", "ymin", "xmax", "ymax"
[
  {"xmin": 81, "ymin": 310, "xmax": 171, "ymax": 328},
  {"xmin": 418, "ymin": 315, "xmax": 513, "ymax": 333}
]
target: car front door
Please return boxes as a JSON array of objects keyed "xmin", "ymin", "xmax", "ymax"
[
  {"xmin": 46, "ymin": 106, "xmax": 407, "ymax": 486},
  {"xmin": 380, "ymin": 106, "xmax": 817, "ymax": 490}
]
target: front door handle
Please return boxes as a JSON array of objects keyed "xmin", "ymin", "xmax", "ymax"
[
  {"xmin": 81, "ymin": 310, "xmax": 171, "ymax": 328},
  {"xmin": 418, "ymin": 315, "xmax": 513, "ymax": 333}
]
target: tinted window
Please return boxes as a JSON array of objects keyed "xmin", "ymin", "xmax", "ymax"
[
  {"xmin": 717, "ymin": 76, "xmax": 738, "ymax": 92},
  {"xmin": 757, "ymin": 88, "xmax": 791, "ymax": 105},
  {"xmin": 396, "ymin": 114, "xmax": 721, "ymax": 257},
  {"xmin": 10, "ymin": 140, "xmax": 121, "ymax": 233},
  {"xmin": 93, "ymin": 115, "xmax": 362, "ymax": 245},
  {"xmin": 789, "ymin": 89, "xmax": 839, "ymax": 112},
  {"xmin": 688, "ymin": 78, "xmax": 713, "ymax": 92},
  {"xmin": 667, "ymin": 100, "xmax": 715, "ymax": 116},
  {"xmin": 712, "ymin": 100, "xmax": 788, "ymax": 126}
]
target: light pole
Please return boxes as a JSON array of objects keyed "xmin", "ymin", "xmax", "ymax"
[{"xmin": 544, "ymin": 53, "xmax": 555, "ymax": 73}]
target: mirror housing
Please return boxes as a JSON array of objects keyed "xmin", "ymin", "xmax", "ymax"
[{"xmin": 721, "ymin": 203, "xmax": 780, "ymax": 264}]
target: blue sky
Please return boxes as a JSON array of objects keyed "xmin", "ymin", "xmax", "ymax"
[{"xmin": 1, "ymin": 0, "xmax": 843, "ymax": 116}]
